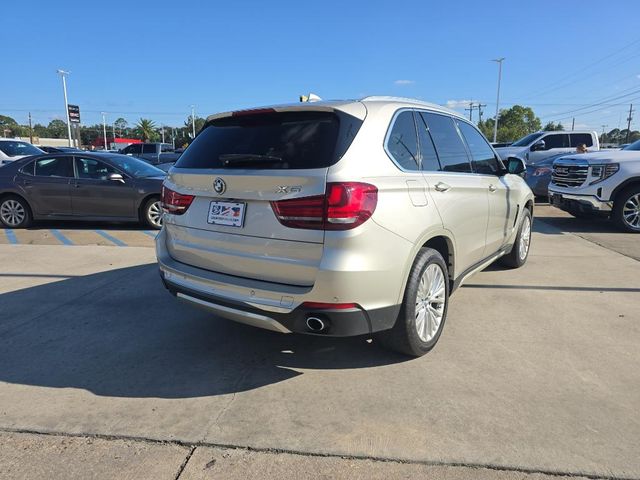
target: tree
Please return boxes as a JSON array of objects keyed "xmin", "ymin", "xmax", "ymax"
[
  {"xmin": 135, "ymin": 118, "xmax": 158, "ymax": 142},
  {"xmin": 114, "ymin": 118, "xmax": 128, "ymax": 137},
  {"xmin": 543, "ymin": 121, "xmax": 564, "ymax": 131},
  {"xmin": 0, "ymin": 115, "xmax": 19, "ymax": 137},
  {"xmin": 184, "ymin": 115, "xmax": 206, "ymax": 139},
  {"xmin": 47, "ymin": 119, "xmax": 68, "ymax": 138},
  {"xmin": 478, "ymin": 105, "xmax": 542, "ymax": 143}
]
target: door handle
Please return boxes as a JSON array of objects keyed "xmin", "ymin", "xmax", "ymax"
[
  {"xmin": 434, "ymin": 182, "xmax": 451, "ymax": 192},
  {"xmin": 72, "ymin": 183, "xmax": 81, "ymax": 188},
  {"xmin": 489, "ymin": 184, "xmax": 497, "ymax": 192}
]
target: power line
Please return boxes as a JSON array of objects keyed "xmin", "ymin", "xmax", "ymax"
[
  {"xmin": 520, "ymin": 36, "xmax": 640, "ymax": 99},
  {"xmin": 539, "ymin": 87, "xmax": 640, "ymax": 120}
]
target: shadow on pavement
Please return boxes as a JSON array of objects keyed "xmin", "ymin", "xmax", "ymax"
[
  {"xmin": 25, "ymin": 220, "xmax": 154, "ymax": 231},
  {"xmin": 0, "ymin": 264, "xmax": 407, "ymax": 399},
  {"xmin": 535, "ymin": 215, "xmax": 622, "ymax": 235}
]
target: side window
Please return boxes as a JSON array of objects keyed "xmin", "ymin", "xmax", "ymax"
[
  {"xmin": 570, "ymin": 133, "xmax": 593, "ymax": 148},
  {"xmin": 457, "ymin": 121, "xmax": 502, "ymax": 175},
  {"xmin": 542, "ymin": 133, "xmax": 569, "ymax": 149},
  {"xmin": 386, "ymin": 111, "xmax": 419, "ymax": 171},
  {"xmin": 142, "ymin": 144, "xmax": 157, "ymax": 154},
  {"xmin": 20, "ymin": 161, "xmax": 35, "ymax": 176},
  {"xmin": 415, "ymin": 113, "xmax": 441, "ymax": 171},
  {"xmin": 75, "ymin": 157, "xmax": 118, "ymax": 180},
  {"xmin": 160, "ymin": 144, "xmax": 174, "ymax": 153},
  {"xmin": 124, "ymin": 144, "xmax": 141, "ymax": 154},
  {"xmin": 34, "ymin": 156, "xmax": 74, "ymax": 178},
  {"xmin": 420, "ymin": 112, "xmax": 472, "ymax": 173}
]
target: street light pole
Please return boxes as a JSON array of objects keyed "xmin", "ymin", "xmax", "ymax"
[
  {"xmin": 491, "ymin": 58, "xmax": 505, "ymax": 143},
  {"xmin": 56, "ymin": 69, "xmax": 73, "ymax": 147},
  {"xmin": 191, "ymin": 105, "xmax": 196, "ymax": 139},
  {"xmin": 101, "ymin": 112, "xmax": 108, "ymax": 151}
]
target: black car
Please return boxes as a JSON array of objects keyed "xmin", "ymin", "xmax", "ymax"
[
  {"xmin": 0, "ymin": 153, "xmax": 165, "ymax": 229},
  {"xmin": 38, "ymin": 146, "xmax": 84, "ymax": 154}
]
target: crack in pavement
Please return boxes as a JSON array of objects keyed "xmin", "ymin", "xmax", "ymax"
[{"xmin": 0, "ymin": 427, "xmax": 637, "ymax": 480}]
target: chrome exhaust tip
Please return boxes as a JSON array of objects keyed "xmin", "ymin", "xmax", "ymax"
[{"xmin": 306, "ymin": 316, "xmax": 326, "ymax": 332}]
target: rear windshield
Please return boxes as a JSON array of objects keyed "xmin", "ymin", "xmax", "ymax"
[{"xmin": 175, "ymin": 110, "xmax": 362, "ymax": 169}]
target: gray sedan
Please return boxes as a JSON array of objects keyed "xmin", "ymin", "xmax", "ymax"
[{"xmin": 0, "ymin": 153, "xmax": 165, "ymax": 229}]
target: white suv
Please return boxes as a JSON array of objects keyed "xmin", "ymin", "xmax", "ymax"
[
  {"xmin": 549, "ymin": 140, "xmax": 640, "ymax": 232},
  {"xmin": 156, "ymin": 97, "xmax": 534, "ymax": 356},
  {"xmin": 0, "ymin": 139, "xmax": 43, "ymax": 165}
]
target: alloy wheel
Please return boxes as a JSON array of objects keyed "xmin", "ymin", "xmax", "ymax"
[
  {"xmin": 519, "ymin": 215, "xmax": 531, "ymax": 260},
  {"xmin": 148, "ymin": 201, "xmax": 163, "ymax": 228},
  {"xmin": 0, "ymin": 199, "xmax": 26, "ymax": 227},
  {"xmin": 622, "ymin": 193, "xmax": 640, "ymax": 230},
  {"xmin": 415, "ymin": 263, "xmax": 446, "ymax": 342}
]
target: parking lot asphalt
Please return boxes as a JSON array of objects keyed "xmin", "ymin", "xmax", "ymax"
[{"xmin": 0, "ymin": 208, "xmax": 639, "ymax": 479}]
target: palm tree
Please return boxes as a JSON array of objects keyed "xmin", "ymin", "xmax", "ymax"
[{"xmin": 135, "ymin": 118, "xmax": 156, "ymax": 142}]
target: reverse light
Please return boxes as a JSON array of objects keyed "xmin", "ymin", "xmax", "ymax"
[
  {"xmin": 161, "ymin": 186, "xmax": 195, "ymax": 215},
  {"xmin": 589, "ymin": 163, "xmax": 619, "ymax": 185},
  {"xmin": 271, "ymin": 182, "xmax": 378, "ymax": 230}
]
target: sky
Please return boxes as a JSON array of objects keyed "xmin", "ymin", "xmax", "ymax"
[{"xmin": 2, "ymin": 0, "xmax": 640, "ymax": 136}]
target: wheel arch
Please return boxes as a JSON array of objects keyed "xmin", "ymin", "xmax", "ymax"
[
  {"xmin": 137, "ymin": 193, "xmax": 161, "ymax": 220},
  {"xmin": 396, "ymin": 231, "xmax": 456, "ymax": 305},
  {"xmin": 611, "ymin": 177, "xmax": 640, "ymax": 203}
]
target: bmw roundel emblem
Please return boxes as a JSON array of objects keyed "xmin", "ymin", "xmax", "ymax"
[{"xmin": 213, "ymin": 177, "xmax": 226, "ymax": 195}]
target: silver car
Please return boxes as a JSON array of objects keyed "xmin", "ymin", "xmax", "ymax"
[{"xmin": 156, "ymin": 97, "xmax": 534, "ymax": 356}]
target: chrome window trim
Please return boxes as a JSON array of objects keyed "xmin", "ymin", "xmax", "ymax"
[{"xmin": 383, "ymin": 108, "xmax": 422, "ymax": 173}]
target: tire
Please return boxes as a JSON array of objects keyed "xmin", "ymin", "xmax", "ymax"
[
  {"xmin": 500, "ymin": 208, "xmax": 532, "ymax": 268},
  {"xmin": 377, "ymin": 248, "xmax": 449, "ymax": 357},
  {"xmin": 613, "ymin": 185, "xmax": 640, "ymax": 233},
  {"xmin": 0, "ymin": 195, "xmax": 32, "ymax": 228},
  {"xmin": 141, "ymin": 197, "xmax": 163, "ymax": 229}
]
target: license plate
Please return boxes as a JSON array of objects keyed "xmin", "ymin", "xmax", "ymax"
[{"xmin": 207, "ymin": 201, "xmax": 246, "ymax": 227}]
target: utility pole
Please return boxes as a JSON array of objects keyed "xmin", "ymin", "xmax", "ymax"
[
  {"xmin": 491, "ymin": 57, "xmax": 505, "ymax": 143},
  {"xmin": 101, "ymin": 112, "xmax": 108, "ymax": 151},
  {"xmin": 571, "ymin": 118, "xmax": 575, "ymax": 131},
  {"xmin": 172, "ymin": 127, "xmax": 176, "ymax": 149},
  {"xmin": 56, "ymin": 69, "xmax": 73, "ymax": 147},
  {"xmin": 465, "ymin": 102, "xmax": 475, "ymax": 121},
  {"xmin": 28, "ymin": 112, "xmax": 33, "ymax": 144},
  {"xmin": 161, "ymin": 126, "xmax": 165, "ymax": 144},
  {"xmin": 477, "ymin": 103, "xmax": 487, "ymax": 124},
  {"xmin": 601, "ymin": 124, "xmax": 608, "ymax": 144},
  {"xmin": 625, "ymin": 104, "xmax": 634, "ymax": 143},
  {"xmin": 190, "ymin": 105, "xmax": 196, "ymax": 139}
]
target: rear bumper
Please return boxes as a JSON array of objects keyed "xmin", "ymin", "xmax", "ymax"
[
  {"xmin": 548, "ymin": 190, "xmax": 613, "ymax": 215},
  {"xmin": 156, "ymin": 228, "xmax": 399, "ymax": 336}
]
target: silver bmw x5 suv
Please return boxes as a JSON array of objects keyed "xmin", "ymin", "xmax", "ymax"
[{"xmin": 156, "ymin": 96, "xmax": 534, "ymax": 356}]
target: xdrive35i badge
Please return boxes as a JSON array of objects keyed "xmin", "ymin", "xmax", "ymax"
[{"xmin": 213, "ymin": 177, "xmax": 226, "ymax": 195}]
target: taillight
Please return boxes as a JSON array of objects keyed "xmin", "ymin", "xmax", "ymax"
[
  {"xmin": 161, "ymin": 186, "xmax": 195, "ymax": 215},
  {"xmin": 271, "ymin": 182, "xmax": 377, "ymax": 230}
]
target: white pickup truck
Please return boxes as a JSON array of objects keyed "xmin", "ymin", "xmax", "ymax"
[
  {"xmin": 549, "ymin": 140, "xmax": 640, "ymax": 233},
  {"xmin": 495, "ymin": 130, "xmax": 599, "ymax": 164}
]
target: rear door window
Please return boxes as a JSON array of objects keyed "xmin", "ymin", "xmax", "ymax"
[
  {"xmin": 457, "ymin": 121, "xmax": 502, "ymax": 175},
  {"xmin": 386, "ymin": 110, "xmax": 419, "ymax": 171},
  {"xmin": 175, "ymin": 110, "xmax": 362, "ymax": 170},
  {"xmin": 420, "ymin": 112, "xmax": 472, "ymax": 173},
  {"xmin": 142, "ymin": 144, "xmax": 157, "ymax": 154},
  {"xmin": 415, "ymin": 113, "xmax": 442, "ymax": 171},
  {"xmin": 34, "ymin": 156, "xmax": 74, "ymax": 177},
  {"xmin": 569, "ymin": 133, "xmax": 593, "ymax": 147},
  {"xmin": 542, "ymin": 133, "xmax": 569, "ymax": 149}
]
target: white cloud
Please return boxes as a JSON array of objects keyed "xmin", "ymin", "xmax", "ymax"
[
  {"xmin": 445, "ymin": 99, "xmax": 477, "ymax": 109},
  {"xmin": 394, "ymin": 80, "xmax": 415, "ymax": 86}
]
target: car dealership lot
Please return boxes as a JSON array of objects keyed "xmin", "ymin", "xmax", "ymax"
[{"xmin": 0, "ymin": 207, "xmax": 639, "ymax": 479}]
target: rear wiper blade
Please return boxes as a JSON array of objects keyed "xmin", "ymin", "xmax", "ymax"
[{"xmin": 219, "ymin": 154, "xmax": 283, "ymax": 166}]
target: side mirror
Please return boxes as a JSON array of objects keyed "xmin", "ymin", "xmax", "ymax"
[
  {"xmin": 531, "ymin": 140, "xmax": 546, "ymax": 151},
  {"xmin": 506, "ymin": 157, "xmax": 526, "ymax": 176},
  {"xmin": 107, "ymin": 173, "xmax": 125, "ymax": 183}
]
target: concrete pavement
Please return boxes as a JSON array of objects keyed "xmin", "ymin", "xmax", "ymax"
[{"xmin": 0, "ymin": 214, "xmax": 638, "ymax": 479}]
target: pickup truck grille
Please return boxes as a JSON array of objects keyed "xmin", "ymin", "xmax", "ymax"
[{"xmin": 551, "ymin": 164, "xmax": 589, "ymax": 188}]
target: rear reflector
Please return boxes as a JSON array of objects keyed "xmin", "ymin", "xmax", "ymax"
[
  {"xmin": 301, "ymin": 302, "xmax": 358, "ymax": 310},
  {"xmin": 162, "ymin": 186, "xmax": 195, "ymax": 215},
  {"xmin": 271, "ymin": 182, "xmax": 377, "ymax": 230}
]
